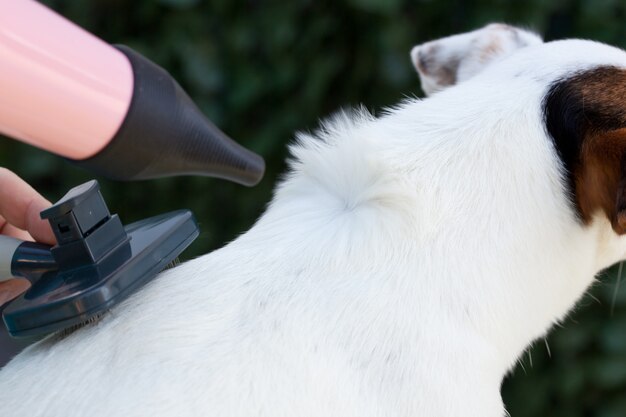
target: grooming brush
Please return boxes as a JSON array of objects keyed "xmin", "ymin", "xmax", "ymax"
[{"xmin": 0, "ymin": 180, "xmax": 199, "ymax": 338}]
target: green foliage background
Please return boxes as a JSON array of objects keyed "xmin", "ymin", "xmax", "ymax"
[{"xmin": 2, "ymin": 0, "xmax": 626, "ymax": 415}]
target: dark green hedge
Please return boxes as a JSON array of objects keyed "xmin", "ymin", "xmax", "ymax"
[{"xmin": 2, "ymin": 0, "xmax": 626, "ymax": 415}]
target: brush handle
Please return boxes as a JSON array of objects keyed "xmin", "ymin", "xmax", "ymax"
[
  {"xmin": 0, "ymin": 236, "xmax": 22, "ymax": 281},
  {"xmin": 0, "ymin": 236, "xmax": 56, "ymax": 282}
]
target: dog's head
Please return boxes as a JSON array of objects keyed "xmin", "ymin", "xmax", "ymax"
[{"xmin": 411, "ymin": 24, "xmax": 626, "ymax": 263}]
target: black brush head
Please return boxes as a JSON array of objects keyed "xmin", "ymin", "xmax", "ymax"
[{"xmin": 2, "ymin": 181, "xmax": 199, "ymax": 338}]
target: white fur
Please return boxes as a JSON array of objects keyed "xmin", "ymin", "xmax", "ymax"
[{"xmin": 2, "ymin": 35, "xmax": 626, "ymax": 417}]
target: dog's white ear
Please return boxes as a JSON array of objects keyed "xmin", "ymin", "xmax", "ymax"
[{"xmin": 410, "ymin": 23, "xmax": 542, "ymax": 96}]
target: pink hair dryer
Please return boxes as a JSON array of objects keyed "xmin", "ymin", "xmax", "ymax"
[{"xmin": 0, "ymin": 0, "xmax": 264, "ymax": 185}]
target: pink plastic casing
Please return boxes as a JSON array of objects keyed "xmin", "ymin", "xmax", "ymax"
[{"xmin": 0, "ymin": 0, "xmax": 133, "ymax": 159}]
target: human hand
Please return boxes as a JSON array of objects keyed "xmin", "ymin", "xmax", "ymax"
[{"xmin": 0, "ymin": 168, "xmax": 55, "ymax": 305}]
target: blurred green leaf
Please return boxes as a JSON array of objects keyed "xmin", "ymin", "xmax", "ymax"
[
  {"xmin": 345, "ymin": 0, "xmax": 403, "ymax": 14},
  {"xmin": 588, "ymin": 356, "xmax": 626, "ymax": 389},
  {"xmin": 157, "ymin": 0, "xmax": 200, "ymax": 8}
]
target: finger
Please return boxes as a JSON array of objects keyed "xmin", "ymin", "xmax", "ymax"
[
  {"xmin": 0, "ymin": 168, "xmax": 55, "ymax": 244},
  {"xmin": 0, "ymin": 221, "xmax": 32, "ymax": 241},
  {"xmin": 0, "ymin": 279, "xmax": 30, "ymax": 306}
]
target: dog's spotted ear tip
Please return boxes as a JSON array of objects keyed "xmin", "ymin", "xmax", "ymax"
[
  {"xmin": 409, "ymin": 40, "xmax": 456, "ymax": 96},
  {"xmin": 410, "ymin": 43, "xmax": 436, "ymax": 78},
  {"xmin": 410, "ymin": 24, "xmax": 543, "ymax": 97}
]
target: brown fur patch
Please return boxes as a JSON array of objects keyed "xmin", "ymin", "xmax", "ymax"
[
  {"xmin": 578, "ymin": 129, "xmax": 626, "ymax": 233},
  {"xmin": 545, "ymin": 67, "xmax": 626, "ymax": 233}
]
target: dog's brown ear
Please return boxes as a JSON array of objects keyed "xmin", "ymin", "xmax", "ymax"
[
  {"xmin": 577, "ymin": 130, "xmax": 626, "ymax": 234},
  {"xmin": 544, "ymin": 68, "xmax": 626, "ymax": 234},
  {"xmin": 615, "ymin": 155, "xmax": 626, "ymax": 233},
  {"xmin": 410, "ymin": 24, "xmax": 542, "ymax": 96}
]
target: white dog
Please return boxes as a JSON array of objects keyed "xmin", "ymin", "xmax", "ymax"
[{"xmin": 2, "ymin": 24, "xmax": 626, "ymax": 417}]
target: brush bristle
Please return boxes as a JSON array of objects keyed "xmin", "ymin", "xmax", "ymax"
[
  {"xmin": 54, "ymin": 312, "xmax": 106, "ymax": 340},
  {"xmin": 165, "ymin": 257, "xmax": 181, "ymax": 269},
  {"xmin": 53, "ymin": 257, "xmax": 181, "ymax": 339}
]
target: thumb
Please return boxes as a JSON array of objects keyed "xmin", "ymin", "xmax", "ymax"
[
  {"xmin": 25, "ymin": 198, "xmax": 56, "ymax": 245},
  {"xmin": 0, "ymin": 168, "xmax": 56, "ymax": 245}
]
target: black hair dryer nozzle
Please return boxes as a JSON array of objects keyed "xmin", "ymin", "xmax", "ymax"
[{"xmin": 72, "ymin": 45, "xmax": 265, "ymax": 186}]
